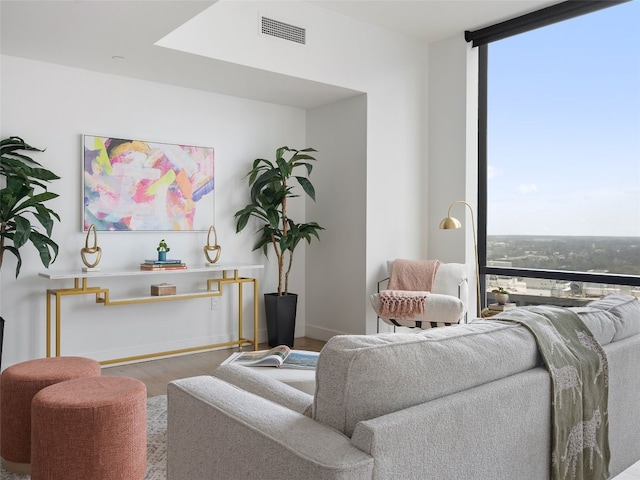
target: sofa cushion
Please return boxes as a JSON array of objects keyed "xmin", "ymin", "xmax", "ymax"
[
  {"xmin": 585, "ymin": 294, "xmax": 640, "ymax": 342},
  {"xmin": 566, "ymin": 307, "xmax": 617, "ymax": 345},
  {"xmin": 313, "ymin": 322, "xmax": 541, "ymax": 436},
  {"xmin": 490, "ymin": 295, "xmax": 638, "ymax": 346}
]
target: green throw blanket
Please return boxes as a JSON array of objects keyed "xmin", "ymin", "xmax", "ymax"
[{"xmin": 495, "ymin": 305, "xmax": 610, "ymax": 480}]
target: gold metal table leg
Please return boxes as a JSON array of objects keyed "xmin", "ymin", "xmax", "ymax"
[
  {"xmin": 46, "ymin": 291, "xmax": 51, "ymax": 357},
  {"xmin": 238, "ymin": 273, "xmax": 243, "ymax": 346},
  {"xmin": 44, "ymin": 271, "xmax": 261, "ymax": 362},
  {"xmin": 55, "ymin": 292, "xmax": 61, "ymax": 357},
  {"xmin": 253, "ymin": 279, "xmax": 259, "ymax": 351}
]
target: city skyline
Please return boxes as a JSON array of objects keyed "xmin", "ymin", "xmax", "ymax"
[{"xmin": 486, "ymin": 234, "xmax": 640, "ymax": 276}]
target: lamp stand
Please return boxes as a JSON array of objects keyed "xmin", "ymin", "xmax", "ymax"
[{"xmin": 441, "ymin": 201, "xmax": 482, "ymax": 317}]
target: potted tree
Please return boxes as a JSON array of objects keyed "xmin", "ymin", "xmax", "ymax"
[
  {"xmin": 1, "ymin": 136, "xmax": 61, "ymax": 367},
  {"xmin": 234, "ymin": 146, "xmax": 324, "ymax": 347}
]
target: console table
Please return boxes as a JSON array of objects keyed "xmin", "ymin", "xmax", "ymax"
[{"xmin": 39, "ymin": 263, "xmax": 263, "ymax": 365}]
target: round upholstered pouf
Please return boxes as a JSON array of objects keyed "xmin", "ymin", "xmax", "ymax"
[
  {"xmin": 31, "ymin": 376, "xmax": 147, "ymax": 480},
  {"xmin": 0, "ymin": 356, "xmax": 101, "ymax": 474}
]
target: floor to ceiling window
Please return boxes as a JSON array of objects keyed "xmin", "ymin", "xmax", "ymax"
[{"xmin": 469, "ymin": 0, "xmax": 640, "ymax": 307}]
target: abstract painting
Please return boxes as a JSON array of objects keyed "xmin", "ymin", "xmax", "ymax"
[{"xmin": 83, "ymin": 135, "xmax": 214, "ymax": 231}]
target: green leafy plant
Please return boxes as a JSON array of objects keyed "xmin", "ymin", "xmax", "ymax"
[
  {"xmin": 492, "ymin": 286, "xmax": 509, "ymax": 294},
  {"xmin": 156, "ymin": 239, "xmax": 170, "ymax": 252},
  {"xmin": 234, "ymin": 146, "xmax": 324, "ymax": 296},
  {"xmin": 0, "ymin": 137, "xmax": 60, "ymax": 277}
]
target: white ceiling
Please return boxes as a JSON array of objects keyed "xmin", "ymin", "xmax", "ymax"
[
  {"xmin": 0, "ymin": 0, "xmax": 560, "ymax": 108},
  {"xmin": 310, "ymin": 0, "xmax": 561, "ymax": 42}
]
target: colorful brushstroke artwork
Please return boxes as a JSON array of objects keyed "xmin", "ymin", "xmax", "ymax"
[{"xmin": 83, "ymin": 135, "xmax": 214, "ymax": 231}]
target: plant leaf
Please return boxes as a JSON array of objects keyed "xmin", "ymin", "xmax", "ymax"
[
  {"xmin": 13, "ymin": 216, "xmax": 31, "ymax": 249},
  {"xmin": 30, "ymin": 230, "xmax": 59, "ymax": 267},
  {"xmin": 295, "ymin": 176, "xmax": 316, "ymax": 201},
  {"xmin": 2, "ymin": 245, "xmax": 23, "ymax": 278}
]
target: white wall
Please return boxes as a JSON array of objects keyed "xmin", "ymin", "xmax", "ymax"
[
  {"xmin": 306, "ymin": 94, "xmax": 367, "ymax": 337},
  {"xmin": 0, "ymin": 55, "xmax": 307, "ymax": 366},
  {"xmin": 426, "ymin": 36, "xmax": 480, "ymax": 317},
  {"xmin": 1, "ymin": 1, "xmax": 441, "ymax": 368},
  {"xmin": 161, "ymin": 1, "xmax": 430, "ymax": 336}
]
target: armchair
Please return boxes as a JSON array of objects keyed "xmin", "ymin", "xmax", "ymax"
[{"xmin": 370, "ymin": 260, "xmax": 468, "ymax": 331}]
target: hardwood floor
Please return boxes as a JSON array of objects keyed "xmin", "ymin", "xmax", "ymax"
[
  {"xmin": 101, "ymin": 336, "xmax": 640, "ymax": 479},
  {"xmin": 101, "ymin": 337, "xmax": 325, "ymax": 397}
]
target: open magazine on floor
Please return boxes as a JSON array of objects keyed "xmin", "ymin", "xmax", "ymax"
[{"xmin": 222, "ymin": 345, "xmax": 319, "ymax": 369}]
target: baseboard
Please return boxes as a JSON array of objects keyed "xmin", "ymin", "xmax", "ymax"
[{"xmin": 304, "ymin": 324, "xmax": 352, "ymax": 341}]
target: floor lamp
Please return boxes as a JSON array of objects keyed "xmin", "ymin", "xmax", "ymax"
[{"xmin": 439, "ymin": 201, "xmax": 482, "ymax": 317}]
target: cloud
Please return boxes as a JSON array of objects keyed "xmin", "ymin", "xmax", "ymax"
[{"xmin": 517, "ymin": 183, "xmax": 538, "ymax": 194}]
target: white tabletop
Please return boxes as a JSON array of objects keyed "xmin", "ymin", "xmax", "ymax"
[{"xmin": 39, "ymin": 263, "xmax": 264, "ymax": 280}]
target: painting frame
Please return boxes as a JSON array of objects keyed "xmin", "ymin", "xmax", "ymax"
[{"xmin": 83, "ymin": 134, "xmax": 214, "ymax": 232}]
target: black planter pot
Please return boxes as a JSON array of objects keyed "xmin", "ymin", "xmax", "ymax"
[
  {"xmin": 264, "ymin": 293, "xmax": 297, "ymax": 348},
  {"xmin": 0, "ymin": 316, "xmax": 4, "ymax": 370}
]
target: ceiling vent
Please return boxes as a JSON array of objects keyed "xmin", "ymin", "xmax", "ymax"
[{"xmin": 261, "ymin": 16, "xmax": 306, "ymax": 45}]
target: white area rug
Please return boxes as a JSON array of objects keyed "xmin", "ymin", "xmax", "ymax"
[{"xmin": 1, "ymin": 395, "xmax": 168, "ymax": 480}]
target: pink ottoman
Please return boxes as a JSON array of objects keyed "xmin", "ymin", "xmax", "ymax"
[
  {"xmin": 0, "ymin": 356, "xmax": 101, "ymax": 474},
  {"xmin": 31, "ymin": 376, "xmax": 147, "ymax": 480}
]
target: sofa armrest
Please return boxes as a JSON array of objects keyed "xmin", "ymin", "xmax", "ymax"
[
  {"xmin": 167, "ymin": 376, "xmax": 373, "ymax": 480},
  {"xmin": 213, "ymin": 363, "xmax": 313, "ymax": 414}
]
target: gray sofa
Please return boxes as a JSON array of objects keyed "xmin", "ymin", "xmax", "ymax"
[{"xmin": 167, "ymin": 295, "xmax": 640, "ymax": 480}]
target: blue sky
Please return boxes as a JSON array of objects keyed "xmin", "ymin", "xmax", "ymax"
[{"xmin": 487, "ymin": 0, "xmax": 640, "ymax": 237}]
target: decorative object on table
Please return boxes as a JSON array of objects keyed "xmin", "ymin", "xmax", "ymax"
[
  {"xmin": 80, "ymin": 224, "xmax": 102, "ymax": 271},
  {"xmin": 492, "ymin": 286, "xmax": 509, "ymax": 305},
  {"xmin": 234, "ymin": 146, "xmax": 324, "ymax": 347},
  {"xmin": 0, "ymin": 136, "xmax": 60, "ymax": 278},
  {"xmin": 203, "ymin": 225, "xmax": 222, "ymax": 265},
  {"xmin": 439, "ymin": 200, "xmax": 481, "ymax": 316},
  {"xmin": 83, "ymin": 135, "xmax": 214, "ymax": 232},
  {"xmin": 150, "ymin": 283, "xmax": 177, "ymax": 296},
  {"xmin": 156, "ymin": 239, "xmax": 170, "ymax": 262}
]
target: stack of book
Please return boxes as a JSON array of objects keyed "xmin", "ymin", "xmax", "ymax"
[
  {"xmin": 140, "ymin": 259, "xmax": 187, "ymax": 271},
  {"xmin": 487, "ymin": 302, "xmax": 516, "ymax": 312}
]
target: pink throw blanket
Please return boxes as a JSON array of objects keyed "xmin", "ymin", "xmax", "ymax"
[
  {"xmin": 388, "ymin": 259, "xmax": 441, "ymax": 291},
  {"xmin": 379, "ymin": 290, "xmax": 430, "ymax": 320},
  {"xmin": 379, "ymin": 259, "xmax": 441, "ymax": 319}
]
